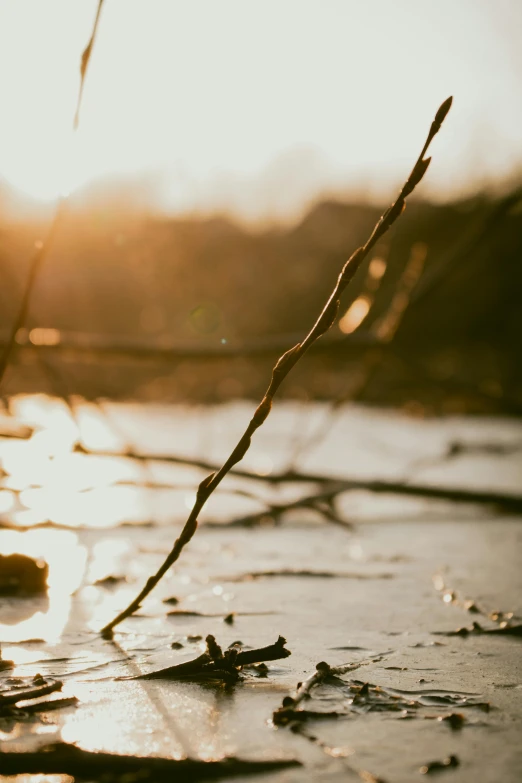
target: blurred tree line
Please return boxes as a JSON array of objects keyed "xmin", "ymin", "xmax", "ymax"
[{"xmin": 1, "ymin": 189, "xmax": 521, "ymax": 413}]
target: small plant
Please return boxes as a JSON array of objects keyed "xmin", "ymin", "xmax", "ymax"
[{"xmin": 101, "ymin": 96, "xmax": 453, "ymax": 636}]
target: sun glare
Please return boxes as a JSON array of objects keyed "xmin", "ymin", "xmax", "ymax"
[
  {"xmin": 3, "ymin": 133, "xmax": 82, "ymax": 204},
  {"xmin": 0, "ymin": 2, "xmax": 521, "ymax": 219}
]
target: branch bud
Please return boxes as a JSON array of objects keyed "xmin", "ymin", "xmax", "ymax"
[
  {"xmin": 434, "ymin": 96, "xmax": 453, "ymax": 127},
  {"xmin": 197, "ymin": 472, "xmax": 215, "ymax": 499},
  {"xmin": 340, "ymin": 247, "xmax": 365, "ymax": 285},
  {"xmin": 315, "ymin": 298, "xmax": 339, "ymax": 336},
  {"xmin": 404, "ymin": 157, "xmax": 431, "ymax": 196},
  {"xmin": 253, "ymin": 396, "xmax": 272, "ymax": 426},
  {"xmin": 273, "ymin": 343, "xmax": 301, "ymax": 377}
]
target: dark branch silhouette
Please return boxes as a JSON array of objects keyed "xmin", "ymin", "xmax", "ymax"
[{"xmin": 101, "ymin": 97, "xmax": 453, "ymax": 636}]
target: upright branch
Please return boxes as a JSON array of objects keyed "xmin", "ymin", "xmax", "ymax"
[
  {"xmin": 0, "ymin": 206, "xmax": 64, "ymax": 385},
  {"xmin": 73, "ymin": 0, "xmax": 105, "ymax": 130},
  {"xmin": 100, "ymin": 96, "xmax": 453, "ymax": 636},
  {"xmin": 0, "ymin": 0, "xmax": 105, "ymax": 388}
]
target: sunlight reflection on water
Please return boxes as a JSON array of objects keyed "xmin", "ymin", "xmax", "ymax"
[
  {"xmin": 1, "ymin": 396, "xmax": 521, "ymax": 772},
  {"xmin": 1, "ymin": 395, "xmax": 153, "ymax": 528},
  {"xmin": 1, "ymin": 393, "xmax": 521, "ymax": 534}
]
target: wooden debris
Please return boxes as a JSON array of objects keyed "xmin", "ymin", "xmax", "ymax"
[
  {"xmin": 0, "ymin": 741, "xmax": 300, "ymax": 779},
  {"xmin": 420, "ymin": 755, "xmax": 460, "ymax": 774},
  {"xmin": 121, "ymin": 634, "xmax": 291, "ymax": 683},
  {"xmin": 0, "ymin": 676, "xmax": 77, "ymax": 720}
]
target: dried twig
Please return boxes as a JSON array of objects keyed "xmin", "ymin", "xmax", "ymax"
[
  {"xmin": 71, "ymin": 442, "xmax": 522, "ymax": 516},
  {"xmin": 96, "ymin": 96, "xmax": 453, "ymax": 634},
  {"xmin": 433, "ymin": 577, "xmax": 522, "ymax": 637},
  {"xmin": 4, "ymin": 466, "xmax": 521, "ymax": 540},
  {"xmin": 61, "ymin": 463, "xmax": 522, "ymax": 517},
  {"xmin": 74, "ymin": 0, "xmax": 105, "ymax": 129},
  {"xmin": 0, "ymin": 741, "xmax": 299, "ymax": 779},
  {"xmin": 435, "ymin": 621, "xmax": 522, "ymax": 638},
  {"xmin": 204, "ymin": 478, "xmax": 522, "ymax": 522},
  {"xmin": 16, "ymin": 696, "xmax": 79, "ymax": 715},
  {"xmin": 272, "ymin": 658, "xmax": 385, "ymax": 725},
  {"xmin": 119, "ymin": 634, "xmax": 291, "ymax": 682},
  {"xmin": 273, "ymin": 661, "xmax": 488, "ymax": 726},
  {"xmin": 419, "ymin": 755, "xmax": 460, "ymax": 774},
  {"xmin": 206, "ymin": 482, "xmax": 352, "ymax": 529},
  {"xmin": 288, "ymin": 237, "xmax": 425, "ymax": 466},
  {"xmin": 0, "ymin": 677, "xmax": 64, "ymax": 716},
  {"xmin": 0, "ymin": 2, "xmax": 105, "ymax": 389},
  {"xmin": 274, "ymin": 661, "xmax": 344, "ymax": 720},
  {"xmin": 0, "ymin": 206, "xmax": 65, "ymax": 387},
  {"xmin": 221, "ymin": 570, "xmax": 392, "ymax": 581}
]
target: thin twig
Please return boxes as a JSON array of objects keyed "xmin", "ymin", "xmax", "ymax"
[
  {"xmin": 0, "ymin": 742, "xmax": 299, "ymax": 779},
  {"xmin": 97, "ymin": 96, "xmax": 453, "ymax": 635},
  {"xmin": 5, "ymin": 462, "xmax": 521, "ymax": 526},
  {"xmin": 0, "ymin": 205, "xmax": 65, "ymax": 386},
  {"xmin": 286, "ymin": 243, "xmax": 390, "ymax": 467},
  {"xmin": 288, "ymin": 238, "xmax": 427, "ymax": 468},
  {"xmin": 85, "ymin": 456, "xmax": 522, "ymax": 516},
  {"xmin": 0, "ymin": 679, "xmax": 63, "ymax": 707},
  {"xmin": 0, "ymin": 1, "xmax": 105, "ymax": 389},
  {"xmin": 73, "ymin": 0, "xmax": 105, "ymax": 130},
  {"xmin": 272, "ymin": 657, "xmax": 387, "ymax": 725},
  {"xmin": 13, "ymin": 696, "xmax": 79, "ymax": 715},
  {"xmin": 212, "ymin": 479, "xmax": 522, "ymax": 518},
  {"xmin": 119, "ymin": 634, "xmax": 291, "ymax": 681}
]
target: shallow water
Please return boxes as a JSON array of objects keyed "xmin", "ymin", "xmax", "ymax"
[{"xmin": 1, "ymin": 396, "xmax": 521, "ymax": 781}]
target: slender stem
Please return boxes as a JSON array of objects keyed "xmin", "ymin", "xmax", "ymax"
[
  {"xmin": 74, "ymin": 0, "xmax": 105, "ymax": 130},
  {"xmin": 0, "ymin": 1, "xmax": 105, "ymax": 388},
  {"xmin": 0, "ymin": 205, "xmax": 64, "ymax": 385},
  {"xmin": 101, "ymin": 97, "xmax": 453, "ymax": 636}
]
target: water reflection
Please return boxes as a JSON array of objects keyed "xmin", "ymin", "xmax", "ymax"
[
  {"xmin": 1, "ymin": 395, "xmax": 153, "ymax": 528},
  {"xmin": 59, "ymin": 681, "xmax": 186, "ymax": 758},
  {"xmin": 1, "ymin": 393, "xmax": 521, "ymax": 535},
  {"xmin": 0, "ymin": 395, "xmax": 266, "ymax": 529},
  {"xmin": 1, "ymin": 395, "xmax": 521, "ymax": 771}
]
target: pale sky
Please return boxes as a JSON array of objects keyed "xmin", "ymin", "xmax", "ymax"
[{"xmin": 0, "ymin": 0, "xmax": 521, "ymax": 222}]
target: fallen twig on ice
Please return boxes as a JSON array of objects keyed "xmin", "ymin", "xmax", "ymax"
[
  {"xmin": 119, "ymin": 634, "xmax": 291, "ymax": 683},
  {"xmin": 0, "ymin": 741, "xmax": 299, "ymax": 780}
]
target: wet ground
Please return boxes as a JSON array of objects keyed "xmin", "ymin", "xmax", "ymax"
[{"xmin": 1, "ymin": 396, "xmax": 521, "ymax": 781}]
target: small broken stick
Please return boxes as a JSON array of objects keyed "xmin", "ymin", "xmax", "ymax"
[
  {"xmin": 0, "ymin": 676, "xmax": 74, "ymax": 719},
  {"xmin": 15, "ymin": 696, "xmax": 79, "ymax": 715},
  {"xmin": 273, "ymin": 660, "xmax": 360, "ymax": 725},
  {"xmin": 222, "ymin": 570, "xmax": 393, "ymax": 581},
  {"xmin": 166, "ymin": 609, "xmax": 276, "ymax": 618},
  {"xmin": 120, "ymin": 634, "xmax": 291, "ymax": 683},
  {"xmin": 0, "ymin": 677, "xmax": 63, "ymax": 708},
  {"xmin": 435, "ymin": 621, "xmax": 522, "ymax": 638},
  {"xmin": 433, "ymin": 578, "xmax": 522, "ymax": 637},
  {"xmin": 420, "ymin": 755, "xmax": 459, "ymax": 774},
  {"xmin": 272, "ymin": 656, "xmax": 480, "ymax": 725}
]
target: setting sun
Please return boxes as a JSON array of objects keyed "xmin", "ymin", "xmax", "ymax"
[{"xmin": 2, "ymin": 134, "xmax": 82, "ymax": 203}]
